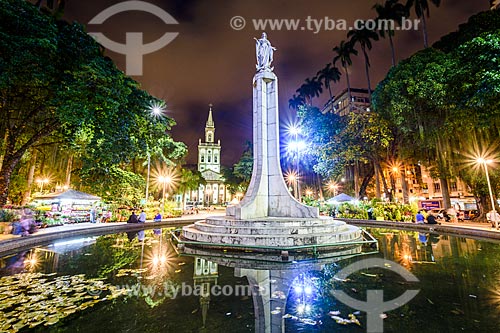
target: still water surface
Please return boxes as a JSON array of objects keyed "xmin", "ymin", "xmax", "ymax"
[{"xmin": 0, "ymin": 227, "xmax": 499, "ymax": 333}]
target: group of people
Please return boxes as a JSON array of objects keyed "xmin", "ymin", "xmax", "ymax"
[
  {"xmin": 126, "ymin": 210, "xmax": 163, "ymax": 223},
  {"xmin": 415, "ymin": 210, "xmax": 440, "ymax": 225}
]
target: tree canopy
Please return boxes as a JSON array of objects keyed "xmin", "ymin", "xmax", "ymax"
[{"xmin": 0, "ymin": 0, "xmax": 186, "ymax": 205}]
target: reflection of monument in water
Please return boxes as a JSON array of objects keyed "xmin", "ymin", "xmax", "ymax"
[
  {"xmin": 182, "ymin": 33, "xmax": 363, "ymax": 252},
  {"xmin": 186, "ymin": 244, "xmax": 377, "ymax": 333}
]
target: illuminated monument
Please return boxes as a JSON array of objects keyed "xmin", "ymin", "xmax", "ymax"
[{"xmin": 182, "ymin": 33, "xmax": 361, "ymax": 250}]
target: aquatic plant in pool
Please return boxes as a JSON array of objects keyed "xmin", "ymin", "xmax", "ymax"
[{"xmin": 0, "ymin": 228, "xmax": 499, "ymax": 332}]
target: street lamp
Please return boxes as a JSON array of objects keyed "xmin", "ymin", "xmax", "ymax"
[
  {"xmin": 158, "ymin": 175, "xmax": 172, "ymax": 209},
  {"xmin": 477, "ymin": 157, "xmax": 498, "ymax": 229},
  {"xmin": 285, "ymin": 170, "xmax": 299, "ymax": 199},
  {"xmin": 36, "ymin": 177, "xmax": 49, "ymax": 193},
  {"xmin": 149, "ymin": 101, "xmax": 165, "ymax": 118},
  {"xmin": 287, "ymin": 139, "xmax": 306, "ymax": 202},
  {"xmin": 145, "ymin": 152, "xmax": 151, "ymax": 203},
  {"xmin": 327, "ymin": 181, "xmax": 338, "ymax": 197}
]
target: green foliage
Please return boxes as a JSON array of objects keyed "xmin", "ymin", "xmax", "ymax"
[
  {"xmin": 297, "ymin": 105, "xmax": 345, "ymax": 178},
  {"xmin": 335, "ymin": 202, "xmax": 368, "ymax": 219},
  {"xmin": 433, "ymin": 10, "xmax": 500, "ymax": 52},
  {"xmin": 223, "ymin": 141, "xmax": 253, "ymax": 194},
  {"xmin": 0, "ymin": 209, "xmax": 17, "ymax": 222},
  {"xmin": 368, "ymin": 201, "xmax": 417, "ymax": 221},
  {"xmin": 0, "ymin": 0, "xmax": 186, "ymax": 205},
  {"xmin": 80, "ymin": 166, "xmax": 145, "ymax": 207},
  {"xmin": 373, "ymin": 11, "xmax": 500, "ymax": 212}
]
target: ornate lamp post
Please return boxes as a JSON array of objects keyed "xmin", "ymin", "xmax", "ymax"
[
  {"xmin": 36, "ymin": 178, "xmax": 49, "ymax": 193},
  {"xmin": 477, "ymin": 157, "xmax": 498, "ymax": 229},
  {"xmin": 158, "ymin": 175, "xmax": 172, "ymax": 209}
]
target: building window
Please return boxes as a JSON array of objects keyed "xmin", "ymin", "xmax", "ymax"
[
  {"xmin": 434, "ymin": 183, "xmax": 441, "ymax": 192},
  {"xmin": 208, "ymin": 133, "xmax": 212, "ymax": 142},
  {"xmin": 201, "ymin": 155, "xmax": 204, "ymax": 163},
  {"xmin": 214, "ymin": 154, "xmax": 218, "ymax": 163},
  {"xmin": 450, "ymin": 182, "xmax": 457, "ymax": 192},
  {"xmin": 208, "ymin": 155, "xmax": 211, "ymax": 163}
]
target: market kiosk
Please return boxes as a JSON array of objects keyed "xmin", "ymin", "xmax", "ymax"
[{"xmin": 31, "ymin": 190, "xmax": 101, "ymax": 224}]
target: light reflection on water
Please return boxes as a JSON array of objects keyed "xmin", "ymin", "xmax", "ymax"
[{"xmin": 0, "ymin": 228, "xmax": 499, "ymax": 332}]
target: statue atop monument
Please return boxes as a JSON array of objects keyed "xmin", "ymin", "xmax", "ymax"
[{"xmin": 254, "ymin": 32, "xmax": 276, "ymax": 72}]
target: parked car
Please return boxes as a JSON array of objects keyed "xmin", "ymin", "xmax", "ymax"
[{"xmin": 461, "ymin": 209, "xmax": 479, "ymax": 221}]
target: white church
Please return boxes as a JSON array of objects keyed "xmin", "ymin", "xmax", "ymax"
[{"xmin": 187, "ymin": 105, "xmax": 231, "ymax": 206}]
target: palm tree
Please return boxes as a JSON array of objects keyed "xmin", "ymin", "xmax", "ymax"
[
  {"xmin": 348, "ymin": 28, "xmax": 379, "ymax": 101},
  {"xmin": 178, "ymin": 169, "xmax": 204, "ymax": 208},
  {"xmin": 316, "ymin": 63, "xmax": 341, "ymax": 99},
  {"xmin": 406, "ymin": 0, "xmax": 441, "ymax": 48},
  {"xmin": 373, "ymin": 0, "xmax": 409, "ymax": 67},
  {"xmin": 333, "ymin": 40, "xmax": 358, "ymax": 110},
  {"xmin": 296, "ymin": 77, "xmax": 323, "ymax": 105},
  {"xmin": 288, "ymin": 94, "xmax": 306, "ymax": 110}
]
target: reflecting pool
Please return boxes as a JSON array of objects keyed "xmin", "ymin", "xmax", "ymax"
[{"xmin": 0, "ymin": 227, "xmax": 499, "ymax": 333}]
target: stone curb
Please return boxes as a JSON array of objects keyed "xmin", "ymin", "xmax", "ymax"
[
  {"xmin": 2, "ymin": 217, "xmax": 499, "ymax": 256},
  {"xmin": 338, "ymin": 218, "xmax": 500, "ymax": 242}
]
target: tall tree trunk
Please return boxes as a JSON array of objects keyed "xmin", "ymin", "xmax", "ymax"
[
  {"xmin": 359, "ymin": 166, "xmax": 374, "ymax": 198},
  {"xmin": 327, "ymin": 81, "xmax": 333, "ymax": 99},
  {"xmin": 22, "ymin": 149, "xmax": 38, "ymax": 205},
  {"xmin": 439, "ymin": 177, "xmax": 451, "ymax": 209},
  {"xmin": 379, "ymin": 164, "xmax": 391, "ymax": 201},
  {"xmin": 65, "ymin": 154, "xmax": 73, "ymax": 187},
  {"xmin": 316, "ymin": 173, "xmax": 324, "ymax": 201},
  {"xmin": 421, "ymin": 14, "xmax": 429, "ymax": 48},
  {"xmin": 344, "ymin": 65, "xmax": 352, "ymax": 111},
  {"xmin": 0, "ymin": 161, "xmax": 16, "ymax": 205},
  {"xmin": 388, "ymin": 30, "xmax": 396, "ymax": 67},
  {"xmin": 0, "ymin": 131, "xmax": 8, "ymax": 172},
  {"xmin": 362, "ymin": 46, "xmax": 372, "ymax": 101},
  {"xmin": 354, "ymin": 161, "xmax": 360, "ymax": 198},
  {"xmin": 401, "ymin": 168, "xmax": 409, "ymax": 204},
  {"xmin": 374, "ymin": 161, "xmax": 381, "ymax": 199},
  {"xmin": 390, "ymin": 173, "xmax": 397, "ymax": 202}
]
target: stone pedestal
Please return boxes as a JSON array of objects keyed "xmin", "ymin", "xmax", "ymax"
[{"xmin": 226, "ymin": 71, "xmax": 317, "ymax": 219}]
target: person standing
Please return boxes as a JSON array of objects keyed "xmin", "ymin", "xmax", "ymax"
[
  {"xmin": 89, "ymin": 207, "xmax": 96, "ymax": 223},
  {"xmin": 487, "ymin": 210, "xmax": 500, "ymax": 228},
  {"xmin": 138, "ymin": 210, "xmax": 147, "ymax": 223}
]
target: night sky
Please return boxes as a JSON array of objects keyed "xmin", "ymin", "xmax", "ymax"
[{"xmin": 63, "ymin": 0, "xmax": 489, "ymax": 165}]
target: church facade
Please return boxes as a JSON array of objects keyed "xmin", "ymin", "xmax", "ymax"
[{"xmin": 188, "ymin": 105, "xmax": 231, "ymax": 206}]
